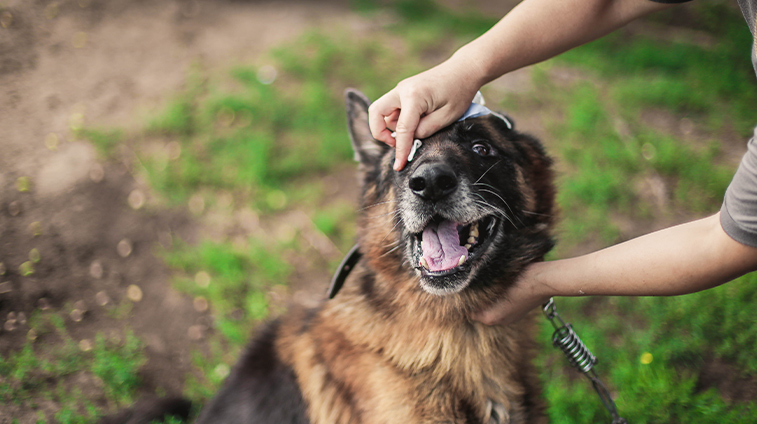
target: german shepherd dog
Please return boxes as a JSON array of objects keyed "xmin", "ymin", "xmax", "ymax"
[{"xmin": 111, "ymin": 89, "xmax": 555, "ymax": 424}]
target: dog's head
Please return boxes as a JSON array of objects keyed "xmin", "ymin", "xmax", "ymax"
[{"xmin": 346, "ymin": 89, "xmax": 555, "ymax": 298}]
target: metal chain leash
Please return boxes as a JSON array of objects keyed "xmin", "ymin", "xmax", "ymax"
[{"xmin": 542, "ymin": 298, "xmax": 628, "ymax": 424}]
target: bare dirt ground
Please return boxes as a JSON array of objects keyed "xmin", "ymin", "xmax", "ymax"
[
  {"xmin": 2, "ymin": 0, "xmax": 756, "ymax": 422},
  {"xmin": 0, "ymin": 0, "xmax": 362, "ymax": 421}
]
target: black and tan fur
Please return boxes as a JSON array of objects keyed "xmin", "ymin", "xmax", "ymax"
[{"xmin": 112, "ymin": 89, "xmax": 556, "ymax": 424}]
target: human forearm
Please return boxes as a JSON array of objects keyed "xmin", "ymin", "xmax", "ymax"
[
  {"xmin": 450, "ymin": 0, "xmax": 674, "ymax": 86},
  {"xmin": 369, "ymin": 0, "xmax": 676, "ymax": 172},
  {"xmin": 475, "ymin": 213, "xmax": 757, "ymax": 325},
  {"xmin": 536, "ymin": 213, "xmax": 757, "ymax": 299}
]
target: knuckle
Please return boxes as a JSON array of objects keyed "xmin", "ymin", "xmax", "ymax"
[
  {"xmin": 395, "ymin": 78, "xmax": 420, "ymax": 93},
  {"xmin": 399, "ymin": 84, "xmax": 423, "ymax": 99},
  {"xmin": 394, "ymin": 122, "xmax": 413, "ymax": 134}
]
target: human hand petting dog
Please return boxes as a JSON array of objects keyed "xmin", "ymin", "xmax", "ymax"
[
  {"xmin": 368, "ymin": 0, "xmax": 675, "ymax": 172},
  {"xmin": 472, "ymin": 263, "xmax": 551, "ymax": 325},
  {"xmin": 368, "ymin": 60, "xmax": 481, "ymax": 171}
]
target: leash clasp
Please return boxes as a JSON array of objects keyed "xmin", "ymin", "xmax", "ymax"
[{"xmin": 542, "ymin": 298, "xmax": 628, "ymax": 424}]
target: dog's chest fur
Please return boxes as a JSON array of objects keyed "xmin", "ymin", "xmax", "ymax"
[{"xmin": 275, "ymin": 266, "xmax": 543, "ymax": 424}]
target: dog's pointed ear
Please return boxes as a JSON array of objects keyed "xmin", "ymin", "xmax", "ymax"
[{"xmin": 345, "ymin": 89, "xmax": 389, "ymax": 169}]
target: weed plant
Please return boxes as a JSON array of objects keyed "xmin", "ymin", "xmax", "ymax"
[{"xmin": 0, "ymin": 311, "xmax": 145, "ymax": 423}]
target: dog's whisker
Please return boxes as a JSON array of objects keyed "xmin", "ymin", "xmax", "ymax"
[
  {"xmin": 477, "ymin": 188, "xmax": 525, "ymax": 228},
  {"xmin": 363, "ymin": 208, "xmax": 403, "ymax": 223},
  {"xmin": 383, "ymin": 239, "xmax": 401, "ymax": 248},
  {"xmin": 359, "ymin": 200, "xmax": 399, "ymax": 211},
  {"xmin": 473, "ymin": 182, "xmax": 507, "ymax": 195},
  {"xmin": 378, "ymin": 243, "xmax": 403, "ymax": 259},
  {"xmin": 472, "ymin": 195, "xmax": 509, "ymax": 218},
  {"xmin": 363, "ymin": 220, "xmax": 401, "ymax": 231},
  {"xmin": 474, "ymin": 203, "xmax": 516, "ymax": 229},
  {"xmin": 476, "ymin": 187, "xmax": 511, "ymax": 211},
  {"xmin": 381, "ymin": 216, "xmax": 405, "ymax": 243},
  {"xmin": 473, "ymin": 160, "xmax": 502, "ymax": 185},
  {"xmin": 365, "ymin": 210, "xmax": 403, "ymax": 220},
  {"xmin": 473, "ymin": 196, "xmax": 517, "ymax": 229},
  {"xmin": 522, "ymin": 210, "xmax": 552, "ymax": 217}
]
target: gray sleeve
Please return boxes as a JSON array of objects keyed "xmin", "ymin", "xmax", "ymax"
[{"xmin": 720, "ymin": 127, "xmax": 757, "ymax": 247}]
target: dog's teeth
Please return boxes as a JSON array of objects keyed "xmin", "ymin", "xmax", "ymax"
[
  {"xmin": 467, "ymin": 236, "xmax": 476, "ymax": 244},
  {"xmin": 470, "ymin": 223, "xmax": 479, "ymax": 238},
  {"xmin": 420, "ymin": 257, "xmax": 429, "ymax": 269},
  {"xmin": 458, "ymin": 255, "xmax": 466, "ymax": 266},
  {"xmin": 464, "ymin": 244, "xmax": 472, "ymax": 250}
]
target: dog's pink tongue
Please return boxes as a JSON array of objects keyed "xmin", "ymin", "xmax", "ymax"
[{"xmin": 421, "ymin": 220, "xmax": 468, "ymax": 272}]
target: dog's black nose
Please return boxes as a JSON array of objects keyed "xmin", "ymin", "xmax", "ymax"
[{"xmin": 409, "ymin": 163, "xmax": 458, "ymax": 201}]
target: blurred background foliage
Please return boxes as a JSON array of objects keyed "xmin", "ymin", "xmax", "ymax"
[{"xmin": 3, "ymin": 0, "xmax": 757, "ymax": 422}]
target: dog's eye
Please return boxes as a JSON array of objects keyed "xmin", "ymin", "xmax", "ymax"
[{"xmin": 472, "ymin": 142, "xmax": 492, "ymax": 157}]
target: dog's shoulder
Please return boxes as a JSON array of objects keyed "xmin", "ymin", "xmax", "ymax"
[{"xmin": 196, "ymin": 318, "xmax": 310, "ymax": 424}]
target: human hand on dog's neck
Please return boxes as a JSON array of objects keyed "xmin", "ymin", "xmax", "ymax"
[{"xmin": 474, "ymin": 212, "xmax": 757, "ymax": 325}]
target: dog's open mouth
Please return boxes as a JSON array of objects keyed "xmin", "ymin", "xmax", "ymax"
[{"xmin": 413, "ymin": 216, "xmax": 498, "ymax": 278}]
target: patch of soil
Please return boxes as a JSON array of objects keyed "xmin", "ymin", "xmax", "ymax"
[
  {"xmin": 697, "ymin": 358, "xmax": 757, "ymax": 403},
  {"xmin": 0, "ymin": 0, "xmax": 357, "ymax": 420},
  {"xmin": 1, "ymin": 0, "xmax": 754, "ymax": 421},
  {"xmin": 0, "ymin": 155, "xmax": 201, "ymax": 421}
]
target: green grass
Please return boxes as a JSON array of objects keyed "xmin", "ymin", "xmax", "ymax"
[
  {"xmin": 542, "ymin": 272, "xmax": 757, "ymax": 423},
  {"xmin": 354, "ymin": 0, "xmax": 496, "ymax": 54},
  {"xmin": 556, "ymin": 3, "xmax": 757, "ymax": 134},
  {"xmin": 0, "ymin": 311, "xmax": 146, "ymax": 423},
  {"xmin": 128, "ymin": 31, "xmax": 421, "ymax": 210},
  {"xmin": 77, "ymin": 128, "xmax": 124, "ymax": 157},
  {"xmin": 164, "ymin": 239, "xmax": 291, "ymax": 347},
  {"xmin": 57, "ymin": 0, "xmax": 757, "ymax": 422},
  {"xmin": 528, "ymin": 78, "xmax": 736, "ymax": 249}
]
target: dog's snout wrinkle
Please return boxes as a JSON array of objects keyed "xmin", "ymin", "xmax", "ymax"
[{"xmin": 409, "ymin": 162, "xmax": 458, "ymax": 201}]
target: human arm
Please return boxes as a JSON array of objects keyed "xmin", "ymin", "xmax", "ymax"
[
  {"xmin": 474, "ymin": 212, "xmax": 757, "ymax": 325},
  {"xmin": 369, "ymin": 0, "xmax": 676, "ymax": 170}
]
